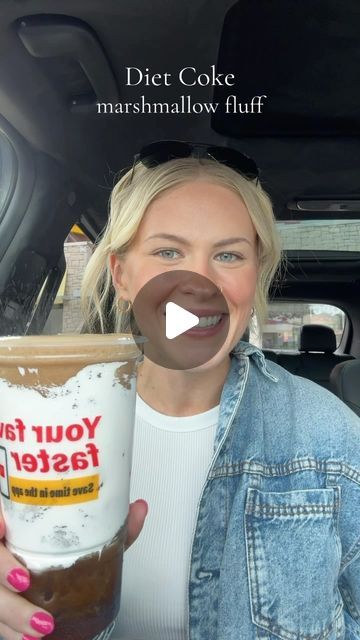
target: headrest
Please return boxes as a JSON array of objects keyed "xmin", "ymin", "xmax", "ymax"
[
  {"xmin": 300, "ymin": 324, "xmax": 336, "ymax": 353},
  {"xmin": 330, "ymin": 360, "xmax": 360, "ymax": 417}
]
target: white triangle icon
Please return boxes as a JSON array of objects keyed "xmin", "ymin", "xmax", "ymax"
[{"xmin": 165, "ymin": 302, "xmax": 199, "ymax": 339}]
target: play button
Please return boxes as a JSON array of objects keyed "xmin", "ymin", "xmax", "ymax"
[
  {"xmin": 130, "ymin": 270, "xmax": 230, "ymax": 370},
  {"xmin": 165, "ymin": 302, "xmax": 199, "ymax": 339}
]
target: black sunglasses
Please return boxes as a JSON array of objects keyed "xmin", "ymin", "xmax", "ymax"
[{"xmin": 131, "ymin": 140, "xmax": 259, "ymax": 182}]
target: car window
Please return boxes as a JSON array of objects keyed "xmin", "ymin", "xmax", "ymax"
[
  {"xmin": 43, "ymin": 225, "xmax": 93, "ymax": 334},
  {"xmin": 277, "ymin": 220, "xmax": 360, "ymax": 252},
  {"xmin": 250, "ymin": 302, "xmax": 346, "ymax": 352}
]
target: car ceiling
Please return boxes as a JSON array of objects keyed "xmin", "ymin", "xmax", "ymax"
[{"xmin": 0, "ymin": 0, "xmax": 360, "ymax": 227}]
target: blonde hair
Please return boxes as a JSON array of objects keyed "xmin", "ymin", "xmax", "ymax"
[{"xmin": 81, "ymin": 157, "xmax": 282, "ymax": 335}]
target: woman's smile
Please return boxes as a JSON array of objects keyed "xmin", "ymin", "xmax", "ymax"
[{"xmin": 162, "ymin": 305, "xmax": 229, "ymax": 337}]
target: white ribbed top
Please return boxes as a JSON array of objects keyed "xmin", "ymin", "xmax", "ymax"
[{"xmin": 113, "ymin": 393, "xmax": 219, "ymax": 640}]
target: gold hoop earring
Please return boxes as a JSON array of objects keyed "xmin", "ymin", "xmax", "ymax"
[{"xmin": 118, "ymin": 298, "xmax": 132, "ymax": 313}]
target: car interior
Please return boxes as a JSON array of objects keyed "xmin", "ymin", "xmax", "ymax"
[{"xmin": 0, "ymin": 0, "xmax": 359, "ymax": 414}]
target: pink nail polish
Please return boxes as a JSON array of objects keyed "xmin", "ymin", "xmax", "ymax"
[
  {"xmin": 23, "ymin": 635, "xmax": 41, "ymax": 640},
  {"xmin": 30, "ymin": 611, "xmax": 55, "ymax": 634},
  {"xmin": 6, "ymin": 567, "xmax": 30, "ymax": 591}
]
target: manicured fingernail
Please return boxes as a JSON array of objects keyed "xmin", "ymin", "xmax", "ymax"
[
  {"xmin": 6, "ymin": 567, "xmax": 30, "ymax": 591},
  {"xmin": 30, "ymin": 611, "xmax": 55, "ymax": 634},
  {"xmin": 23, "ymin": 635, "xmax": 41, "ymax": 640}
]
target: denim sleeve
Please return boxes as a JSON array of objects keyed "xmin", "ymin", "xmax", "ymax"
[
  {"xmin": 339, "ymin": 408, "xmax": 360, "ymax": 637},
  {"xmin": 340, "ymin": 552, "xmax": 360, "ymax": 634},
  {"xmin": 344, "ymin": 609, "xmax": 360, "ymax": 640}
]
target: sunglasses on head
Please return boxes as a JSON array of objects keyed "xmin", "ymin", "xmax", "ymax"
[{"xmin": 131, "ymin": 140, "xmax": 259, "ymax": 182}]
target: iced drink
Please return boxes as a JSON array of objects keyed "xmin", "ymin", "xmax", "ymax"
[{"xmin": 0, "ymin": 334, "xmax": 140, "ymax": 640}]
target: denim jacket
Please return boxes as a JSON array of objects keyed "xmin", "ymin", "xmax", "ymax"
[{"xmin": 188, "ymin": 341, "xmax": 360, "ymax": 640}]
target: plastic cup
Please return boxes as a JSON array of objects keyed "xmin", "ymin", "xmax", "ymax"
[{"xmin": 0, "ymin": 333, "xmax": 141, "ymax": 640}]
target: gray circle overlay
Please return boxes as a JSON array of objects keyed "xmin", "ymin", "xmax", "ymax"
[{"xmin": 130, "ymin": 270, "xmax": 229, "ymax": 370}]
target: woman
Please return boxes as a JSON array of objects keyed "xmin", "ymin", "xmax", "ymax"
[{"xmin": 0, "ymin": 141, "xmax": 359, "ymax": 640}]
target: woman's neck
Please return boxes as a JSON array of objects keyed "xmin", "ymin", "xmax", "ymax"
[{"xmin": 136, "ymin": 355, "xmax": 231, "ymax": 417}]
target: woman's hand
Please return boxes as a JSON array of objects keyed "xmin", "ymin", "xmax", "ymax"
[
  {"xmin": 125, "ymin": 499, "xmax": 148, "ymax": 550},
  {"xmin": 0, "ymin": 519, "xmax": 55, "ymax": 640}
]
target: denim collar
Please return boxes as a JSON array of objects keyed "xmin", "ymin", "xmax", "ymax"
[
  {"xmin": 231, "ymin": 340, "xmax": 279, "ymax": 383},
  {"xmin": 212, "ymin": 341, "xmax": 278, "ymax": 451}
]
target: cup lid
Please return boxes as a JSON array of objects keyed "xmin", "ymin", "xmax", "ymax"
[{"xmin": 0, "ymin": 333, "xmax": 143, "ymax": 364}]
